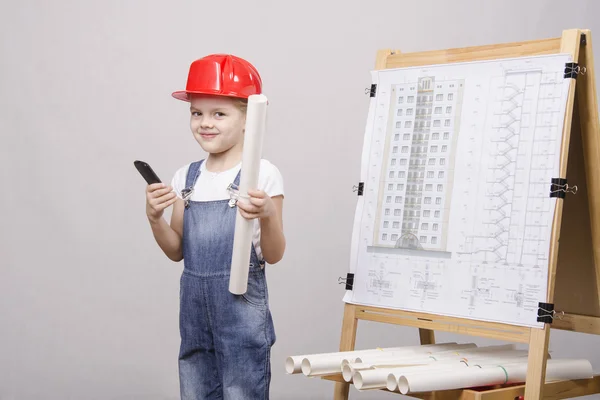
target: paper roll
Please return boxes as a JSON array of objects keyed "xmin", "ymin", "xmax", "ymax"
[
  {"xmin": 229, "ymin": 94, "xmax": 268, "ymax": 295},
  {"xmin": 300, "ymin": 347, "xmax": 410, "ymax": 376},
  {"xmin": 344, "ymin": 359, "xmax": 432, "ymax": 383},
  {"xmin": 353, "ymin": 363, "xmax": 459, "ymax": 391},
  {"xmin": 385, "ymin": 363, "xmax": 462, "ymax": 392},
  {"xmin": 385, "ymin": 356, "xmax": 529, "ymax": 392},
  {"xmin": 398, "ymin": 359, "xmax": 593, "ymax": 394},
  {"xmin": 353, "ymin": 343, "xmax": 478, "ymax": 363},
  {"xmin": 299, "ymin": 344, "xmax": 457, "ymax": 376}
]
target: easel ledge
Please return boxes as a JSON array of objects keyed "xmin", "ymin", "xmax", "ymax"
[{"xmin": 330, "ymin": 29, "xmax": 600, "ymax": 399}]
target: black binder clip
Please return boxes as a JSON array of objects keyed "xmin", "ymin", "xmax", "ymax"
[
  {"xmin": 537, "ymin": 302, "xmax": 564, "ymax": 324},
  {"xmin": 339, "ymin": 273, "xmax": 355, "ymax": 290},
  {"xmin": 550, "ymin": 178, "xmax": 577, "ymax": 198},
  {"xmin": 353, "ymin": 182, "xmax": 365, "ymax": 196},
  {"xmin": 365, "ymin": 84, "xmax": 377, "ymax": 97},
  {"xmin": 564, "ymin": 62, "xmax": 586, "ymax": 79}
]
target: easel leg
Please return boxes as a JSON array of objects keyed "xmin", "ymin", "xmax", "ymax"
[
  {"xmin": 524, "ymin": 326, "xmax": 550, "ymax": 399},
  {"xmin": 419, "ymin": 328, "xmax": 435, "ymax": 345},
  {"xmin": 333, "ymin": 304, "xmax": 358, "ymax": 400}
]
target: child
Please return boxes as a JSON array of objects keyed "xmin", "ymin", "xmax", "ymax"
[{"xmin": 144, "ymin": 54, "xmax": 285, "ymax": 400}]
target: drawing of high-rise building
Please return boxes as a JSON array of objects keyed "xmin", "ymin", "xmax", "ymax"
[{"xmin": 373, "ymin": 77, "xmax": 464, "ymax": 251}]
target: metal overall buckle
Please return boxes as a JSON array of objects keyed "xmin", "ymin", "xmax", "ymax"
[
  {"xmin": 181, "ymin": 187, "xmax": 193, "ymax": 208},
  {"xmin": 227, "ymin": 183, "xmax": 240, "ymax": 208}
]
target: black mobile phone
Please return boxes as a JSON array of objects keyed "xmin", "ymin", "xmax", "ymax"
[{"xmin": 134, "ymin": 160, "xmax": 162, "ymax": 185}]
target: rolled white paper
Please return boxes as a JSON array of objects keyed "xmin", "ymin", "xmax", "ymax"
[
  {"xmin": 351, "ymin": 349, "xmax": 512, "ymax": 390},
  {"xmin": 464, "ymin": 352, "xmax": 531, "ymax": 365},
  {"xmin": 385, "ymin": 361, "xmax": 481, "ymax": 392},
  {"xmin": 300, "ymin": 342, "xmax": 478, "ymax": 376},
  {"xmin": 299, "ymin": 343, "xmax": 459, "ymax": 376},
  {"xmin": 285, "ymin": 349, "xmax": 385, "ymax": 375},
  {"xmin": 292, "ymin": 347, "xmax": 412, "ymax": 374},
  {"xmin": 354, "ymin": 346, "xmax": 520, "ymax": 370},
  {"xmin": 340, "ymin": 343, "xmax": 461, "ymax": 375},
  {"xmin": 353, "ymin": 343, "xmax": 478, "ymax": 363},
  {"xmin": 294, "ymin": 342, "xmax": 504, "ymax": 377},
  {"xmin": 344, "ymin": 359, "xmax": 433, "ymax": 383},
  {"xmin": 285, "ymin": 356, "xmax": 307, "ymax": 374},
  {"xmin": 386, "ymin": 353, "xmax": 533, "ymax": 391},
  {"xmin": 398, "ymin": 359, "xmax": 593, "ymax": 394},
  {"xmin": 300, "ymin": 347, "xmax": 410, "ymax": 376},
  {"xmin": 355, "ymin": 368, "xmax": 404, "ymax": 390},
  {"xmin": 342, "ymin": 362, "xmax": 371, "ymax": 382},
  {"xmin": 353, "ymin": 363, "xmax": 458, "ymax": 390},
  {"xmin": 430, "ymin": 343, "xmax": 517, "ymax": 358},
  {"xmin": 229, "ymin": 94, "xmax": 268, "ymax": 295}
]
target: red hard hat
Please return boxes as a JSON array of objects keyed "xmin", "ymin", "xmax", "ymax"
[{"xmin": 172, "ymin": 54, "xmax": 262, "ymax": 101}]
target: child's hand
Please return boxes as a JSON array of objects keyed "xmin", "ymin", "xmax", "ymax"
[
  {"xmin": 146, "ymin": 183, "xmax": 177, "ymax": 223},
  {"xmin": 237, "ymin": 189, "xmax": 275, "ymax": 220}
]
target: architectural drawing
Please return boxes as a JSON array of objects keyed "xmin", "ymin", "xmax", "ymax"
[
  {"xmin": 457, "ymin": 69, "xmax": 561, "ymax": 268},
  {"xmin": 344, "ymin": 54, "xmax": 572, "ymax": 328},
  {"xmin": 365, "ymin": 256, "xmax": 397, "ymax": 302},
  {"xmin": 374, "ymin": 77, "xmax": 464, "ymax": 252}
]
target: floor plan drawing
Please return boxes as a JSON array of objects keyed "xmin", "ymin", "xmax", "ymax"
[{"xmin": 344, "ymin": 54, "xmax": 572, "ymax": 328}]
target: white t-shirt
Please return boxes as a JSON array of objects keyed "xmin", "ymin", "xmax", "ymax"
[{"xmin": 171, "ymin": 159, "xmax": 284, "ymax": 261}]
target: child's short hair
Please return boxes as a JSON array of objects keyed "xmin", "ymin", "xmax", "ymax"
[{"xmin": 231, "ymin": 97, "xmax": 248, "ymax": 114}]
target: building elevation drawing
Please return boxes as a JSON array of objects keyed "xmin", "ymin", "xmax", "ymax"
[{"xmin": 344, "ymin": 54, "xmax": 573, "ymax": 328}]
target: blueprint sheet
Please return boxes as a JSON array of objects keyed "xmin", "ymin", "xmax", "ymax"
[{"xmin": 344, "ymin": 54, "xmax": 573, "ymax": 328}]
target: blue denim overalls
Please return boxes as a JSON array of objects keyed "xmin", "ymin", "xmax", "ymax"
[{"xmin": 178, "ymin": 160, "xmax": 276, "ymax": 400}]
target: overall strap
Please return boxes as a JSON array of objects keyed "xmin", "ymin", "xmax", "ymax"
[
  {"xmin": 182, "ymin": 160, "xmax": 204, "ymax": 205},
  {"xmin": 185, "ymin": 160, "xmax": 204, "ymax": 189}
]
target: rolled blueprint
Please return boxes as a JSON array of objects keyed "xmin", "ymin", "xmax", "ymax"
[
  {"xmin": 355, "ymin": 362, "xmax": 466, "ymax": 391},
  {"xmin": 300, "ymin": 347, "xmax": 415, "ymax": 376},
  {"xmin": 299, "ymin": 343, "xmax": 460, "ymax": 376},
  {"xmin": 398, "ymin": 359, "xmax": 593, "ymax": 394},
  {"xmin": 229, "ymin": 94, "xmax": 268, "ymax": 295},
  {"xmin": 287, "ymin": 346, "xmax": 413, "ymax": 375},
  {"xmin": 352, "ymin": 344, "xmax": 516, "ymax": 370},
  {"xmin": 345, "ymin": 357, "xmax": 444, "ymax": 382},
  {"xmin": 386, "ymin": 356, "xmax": 531, "ymax": 392},
  {"xmin": 344, "ymin": 342, "xmax": 468, "ymax": 366},
  {"xmin": 353, "ymin": 343, "xmax": 479, "ymax": 363},
  {"xmin": 347, "ymin": 350, "xmax": 526, "ymax": 385},
  {"xmin": 350, "ymin": 352, "xmax": 528, "ymax": 390}
]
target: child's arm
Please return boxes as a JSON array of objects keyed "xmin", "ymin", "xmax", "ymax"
[
  {"xmin": 238, "ymin": 190, "xmax": 285, "ymax": 264},
  {"xmin": 146, "ymin": 183, "xmax": 184, "ymax": 262}
]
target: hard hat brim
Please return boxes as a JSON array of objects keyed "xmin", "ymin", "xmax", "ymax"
[{"xmin": 171, "ymin": 90, "xmax": 252, "ymax": 102}]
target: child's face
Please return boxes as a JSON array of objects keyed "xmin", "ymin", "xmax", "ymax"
[{"xmin": 189, "ymin": 95, "xmax": 246, "ymax": 155}]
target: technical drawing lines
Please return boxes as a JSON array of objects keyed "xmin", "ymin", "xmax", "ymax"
[
  {"xmin": 462, "ymin": 273, "xmax": 494, "ymax": 309},
  {"xmin": 409, "ymin": 262, "xmax": 443, "ymax": 308},
  {"xmin": 366, "ymin": 260, "xmax": 396, "ymax": 302}
]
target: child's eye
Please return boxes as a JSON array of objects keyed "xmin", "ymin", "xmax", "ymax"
[
  {"xmin": 191, "ymin": 111, "xmax": 201, "ymax": 117},
  {"xmin": 215, "ymin": 112, "xmax": 226, "ymax": 117}
]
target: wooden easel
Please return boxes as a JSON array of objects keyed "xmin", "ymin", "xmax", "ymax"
[{"xmin": 325, "ymin": 29, "xmax": 600, "ymax": 399}]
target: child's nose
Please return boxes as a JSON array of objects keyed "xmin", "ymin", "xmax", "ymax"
[{"xmin": 200, "ymin": 117, "xmax": 214, "ymax": 129}]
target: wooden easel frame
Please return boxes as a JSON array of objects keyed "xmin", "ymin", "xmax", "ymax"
[{"xmin": 325, "ymin": 29, "xmax": 600, "ymax": 399}]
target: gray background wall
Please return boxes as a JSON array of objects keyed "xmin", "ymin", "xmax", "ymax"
[{"xmin": 1, "ymin": 0, "xmax": 599, "ymax": 399}]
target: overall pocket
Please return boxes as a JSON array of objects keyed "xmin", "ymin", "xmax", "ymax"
[{"xmin": 241, "ymin": 268, "xmax": 268, "ymax": 309}]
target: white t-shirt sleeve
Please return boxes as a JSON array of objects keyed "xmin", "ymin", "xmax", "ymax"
[
  {"xmin": 171, "ymin": 164, "xmax": 191, "ymax": 199},
  {"xmin": 258, "ymin": 159, "xmax": 284, "ymax": 198}
]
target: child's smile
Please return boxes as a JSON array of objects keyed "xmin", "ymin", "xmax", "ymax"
[{"xmin": 189, "ymin": 94, "xmax": 246, "ymax": 155}]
